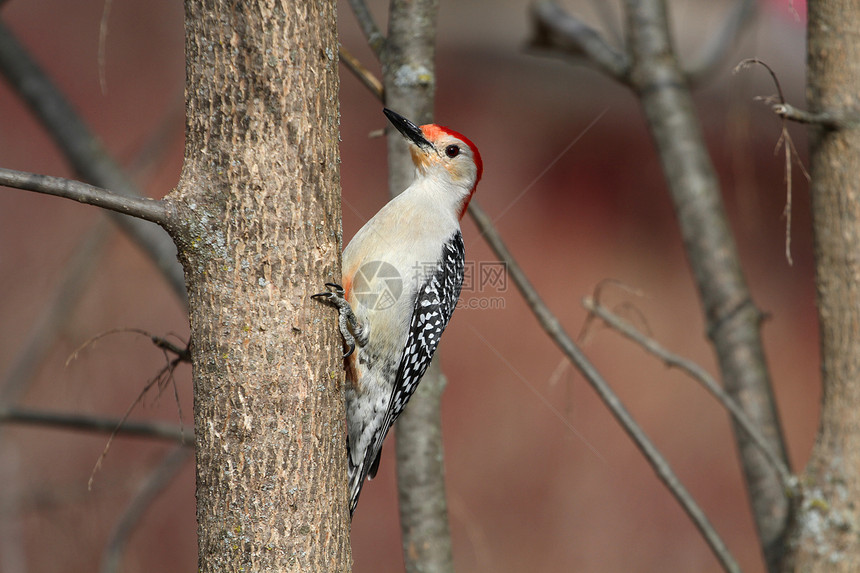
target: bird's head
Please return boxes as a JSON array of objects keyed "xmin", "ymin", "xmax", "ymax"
[{"xmin": 384, "ymin": 108, "xmax": 483, "ymax": 218}]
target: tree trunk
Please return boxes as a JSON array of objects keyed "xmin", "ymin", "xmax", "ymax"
[
  {"xmin": 784, "ymin": 1, "xmax": 860, "ymax": 570},
  {"xmin": 380, "ymin": 1, "xmax": 455, "ymax": 571},
  {"xmin": 163, "ymin": 1, "xmax": 351, "ymax": 571}
]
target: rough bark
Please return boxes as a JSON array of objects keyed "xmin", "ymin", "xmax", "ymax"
[
  {"xmin": 381, "ymin": 1, "xmax": 455, "ymax": 571},
  {"xmin": 622, "ymin": 2, "xmax": 790, "ymax": 569},
  {"xmin": 784, "ymin": 1, "xmax": 860, "ymax": 570},
  {"xmin": 163, "ymin": 1, "xmax": 350, "ymax": 571}
]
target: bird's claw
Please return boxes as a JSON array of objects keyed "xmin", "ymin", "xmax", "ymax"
[
  {"xmin": 312, "ymin": 282, "xmax": 366, "ymax": 357},
  {"xmin": 311, "ymin": 282, "xmax": 344, "ymax": 301}
]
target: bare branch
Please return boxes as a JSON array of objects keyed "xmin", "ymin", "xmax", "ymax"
[
  {"xmin": 88, "ymin": 354, "xmax": 186, "ymax": 489},
  {"xmin": 62, "ymin": 328, "xmax": 191, "ymax": 453},
  {"xmin": 467, "ymin": 201, "xmax": 741, "ymax": 573},
  {"xmin": 772, "ymin": 103, "xmax": 851, "ymax": 126},
  {"xmin": 347, "ymin": 0, "xmax": 386, "ymax": 57},
  {"xmin": 382, "ymin": 0, "xmax": 438, "ymax": 189},
  {"xmin": 369, "ymin": 1, "xmax": 456, "ymax": 570},
  {"xmin": 339, "ymin": 43, "xmax": 384, "ymax": 100},
  {"xmin": 0, "ymin": 19, "xmax": 186, "ymax": 301},
  {"xmin": 587, "ymin": 0, "xmax": 623, "ymax": 47},
  {"xmin": 778, "ymin": 128, "xmax": 795, "ymax": 265},
  {"xmin": 582, "ymin": 296, "xmax": 796, "ymax": 492},
  {"xmin": 0, "ymin": 407, "xmax": 189, "ymax": 443},
  {"xmin": 734, "ymin": 58, "xmax": 812, "ymax": 266},
  {"xmin": 736, "ymin": 58, "xmax": 860, "ymax": 128},
  {"xmin": 66, "ymin": 328, "xmax": 190, "ymax": 366},
  {"xmin": 686, "ymin": 0, "xmax": 757, "ymax": 83},
  {"xmin": 528, "ymin": 1, "xmax": 629, "ymax": 81},
  {"xmin": 619, "ymin": 3, "xmax": 789, "ymax": 566},
  {"xmin": 346, "ymin": 6, "xmax": 452, "ymax": 557},
  {"xmin": 734, "ymin": 58, "xmax": 788, "ymax": 105},
  {"xmin": 0, "ymin": 167, "xmax": 169, "ymax": 225},
  {"xmin": 772, "ymin": 127, "xmax": 811, "ymax": 266},
  {"xmin": 100, "ymin": 447, "xmax": 191, "ymax": 573}
]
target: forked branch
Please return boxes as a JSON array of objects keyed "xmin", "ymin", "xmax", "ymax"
[
  {"xmin": 529, "ymin": 1, "xmax": 630, "ymax": 81},
  {"xmin": 734, "ymin": 58, "xmax": 812, "ymax": 265},
  {"xmin": 529, "ymin": 3, "xmax": 789, "ymax": 567},
  {"xmin": 468, "ymin": 201, "xmax": 741, "ymax": 573},
  {"xmin": 736, "ymin": 58, "xmax": 860, "ymax": 128},
  {"xmin": 582, "ymin": 295, "xmax": 795, "ymax": 492}
]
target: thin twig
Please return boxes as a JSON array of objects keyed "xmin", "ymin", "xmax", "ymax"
[
  {"xmin": 734, "ymin": 59, "xmax": 787, "ymax": 105},
  {"xmin": 577, "ymin": 279, "xmax": 649, "ymax": 344},
  {"xmin": 87, "ymin": 354, "xmax": 186, "ymax": 489},
  {"xmin": 99, "ymin": 447, "xmax": 191, "ymax": 573},
  {"xmin": 774, "ymin": 128, "xmax": 796, "ymax": 265},
  {"xmin": 339, "ymin": 44, "xmax": 384, "ymax": 100},
  {"xmin": 734, "ymin": 59, "xmax": 812, "ymax": 265},
  {"xmin": 0, "ymin": 407, "xmax": 189, "ymax": 443},
  {"xmin": 582, "ymin": 296, "xmax": 796, "ymax": 492},
  {"xmin": 347, "ymin": 0, "xmax": 386, "ymax": 56},
  {"xmin": 467, "ymin": 200, "xmax": 741, "ymax": 573},
  {"xmin": 69, "ymin": 328, "xmax": 191, "ymax": 489},
  {"xmin": 0, "ymin": 167, "xmax": 169, "ymax": 225},
  {"xmin": 735, "ymin": 59, "xmax": 858, "ymax": 128},
  {"xmin": 528, "ymin": 1, "xmax": 630, "ymax": 81},
  {"xmin": 65, "ymin": 328, "xmax": 190, "ymax": 366},
  {"xmin": 772, "ymin": 103, "xmax": 851, "ymax": 126},
  {"xmin": 783, "ymin": 132, "xmax": 809, "ymax": 263}
]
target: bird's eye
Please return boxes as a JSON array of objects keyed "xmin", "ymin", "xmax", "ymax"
[{"xmin": 445, "ymin": 145, "xmax": 460, "ymax": 158}]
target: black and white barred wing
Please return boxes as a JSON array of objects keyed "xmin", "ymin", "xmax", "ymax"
[{"xmin": 365, "ymin": 231, "xmax": 465, "ymax": 479}]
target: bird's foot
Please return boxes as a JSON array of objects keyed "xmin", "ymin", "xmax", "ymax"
[{"xmin": 312, "ymin": 283, "xmax": 369, "ymax": 357}]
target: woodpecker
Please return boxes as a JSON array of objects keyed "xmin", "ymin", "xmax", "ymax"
[{"xmin": 313, "ymin": 108, "xmax": 482, "ymax": 516}]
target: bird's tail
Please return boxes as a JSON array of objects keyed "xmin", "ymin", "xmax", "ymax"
[
  {"xmin": 347, "ymin": 439, "xmax": 385, "ymax": 517},
  {"xmin": 347, "ymin": 456, "xmax": 364, "ymax": 517}
]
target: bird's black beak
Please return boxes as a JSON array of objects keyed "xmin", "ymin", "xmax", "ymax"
[{"xmin": 384, "ymin": 108, "xmax": 433, "ymax": 150}]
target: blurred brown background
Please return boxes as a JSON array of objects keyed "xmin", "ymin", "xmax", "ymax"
[{"xmin": 0, "ymin": 1, "xmax": 814, "ymax": 571}]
